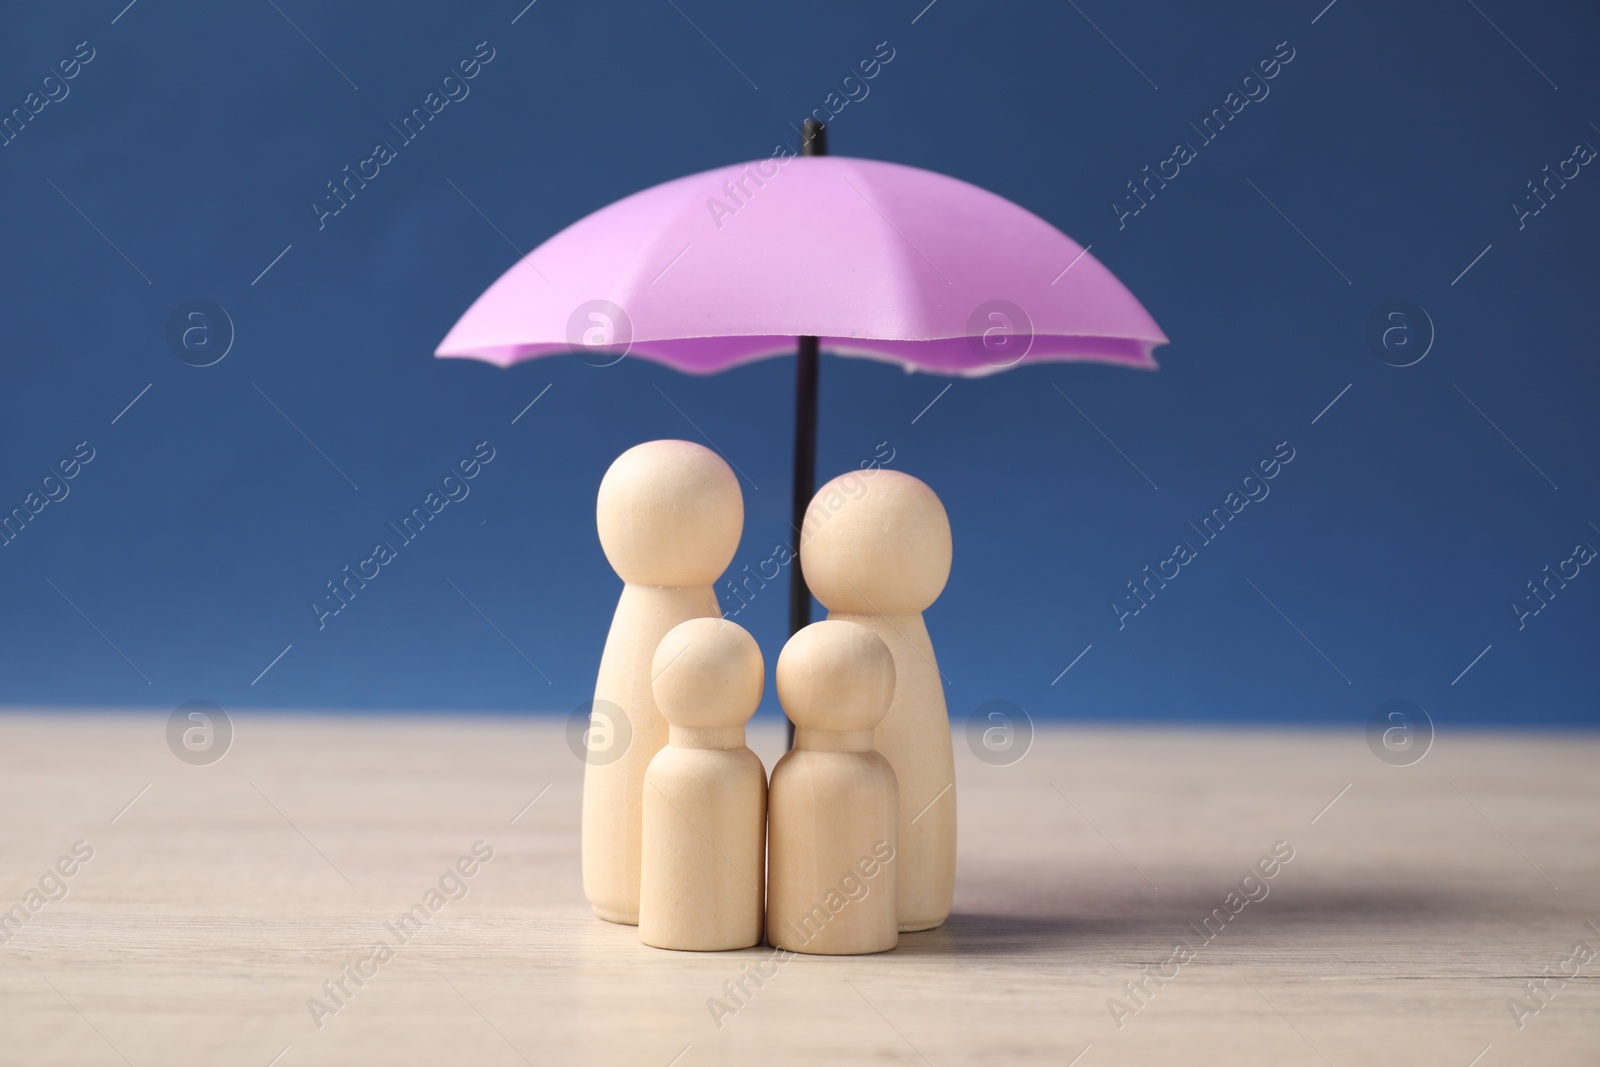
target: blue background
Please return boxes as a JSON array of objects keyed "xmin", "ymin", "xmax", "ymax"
[{"xmin": 2, "ymin": 0, "xmax": 1595, "ymax": 727}]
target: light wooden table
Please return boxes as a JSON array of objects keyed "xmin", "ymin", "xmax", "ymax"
[{"xmin": 1, "ymin": 713, "xmax": 1596, "ymax": 1066}]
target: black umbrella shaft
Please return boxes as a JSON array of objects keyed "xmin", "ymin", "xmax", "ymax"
[
  {"xmin": 789, "ymin": 335, "xmax": 820, "ymax": 618},
  {"xmin": 786, "ymin": 336, "xmax": 818, "ymax": 747},
  {"xmin": 786, "ymin": 120, "xmax": 827, "ymax": 750}
]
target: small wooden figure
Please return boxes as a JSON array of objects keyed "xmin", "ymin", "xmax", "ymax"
[
  {"xmin": 639, "ymin": 617, "xmax": 767, "ymax": 951},
  {"xmin": 582, "ymin": 440, "xmax": 744, "ymax": 926},
  {"xmin": 799, "ymin": 470, "xmax": 955, "ymax": 932},
  {"xmin": 767, "ymin": 619, "xmax": 899, "ymax": 956}
]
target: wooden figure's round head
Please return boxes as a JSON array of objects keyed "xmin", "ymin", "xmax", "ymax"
[
  {"xmin": 776, "ymin": 620, "xmax": 896, "ymax": 733},
  {"xmin": 596, "ymin": 440, "xmax": 743, "ymax": 586},
  {"xmin": 651, "ymin": 617, "xmax": 764, "ymax": 728},
  {"xmin": 799, "ymin": 470, "xmax": 951, "ymax": 615}
]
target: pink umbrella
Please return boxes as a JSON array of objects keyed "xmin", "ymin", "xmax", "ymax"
[{"xmin": 437, "ymin": 122, "xmax": 1167, "ymax": 703}]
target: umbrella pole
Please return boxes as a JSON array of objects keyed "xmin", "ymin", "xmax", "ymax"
[
  {"xmin": 785, "ymin": 118, "xmax": 827, "ymax": 751},
  {"xmin": 787, "ymin": 336, "xmax": 819, "ymax": 750}
]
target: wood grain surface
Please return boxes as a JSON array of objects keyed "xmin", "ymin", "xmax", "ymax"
[{"xmin": 0, "ymin": 713, "xmax": 1596, "ymax": 1066}]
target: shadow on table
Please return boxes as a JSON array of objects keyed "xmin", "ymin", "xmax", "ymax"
[{"xmin": 902, "ymin": 885, "xmax": 1545, "ymax": 958}]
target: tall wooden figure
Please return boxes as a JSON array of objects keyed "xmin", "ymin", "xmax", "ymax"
[
  {"xmin": 583, "ymin": 440, "xmax": 743, "ymax": 925},
  {"xmin": 639, "ymin": 617, "xmax": 766, "ymax": 951},
  {"xmin": 799, "ymin": 470, "xmax": 955, "ymax": 932},
  {"xmin": 768, "ymin": 620, "xmax": 899, "ymax": 955}
]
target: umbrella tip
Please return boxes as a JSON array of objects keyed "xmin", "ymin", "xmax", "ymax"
[{"xmin": 801, "ymin": 118, "xmax": 827, "ymax": 157}]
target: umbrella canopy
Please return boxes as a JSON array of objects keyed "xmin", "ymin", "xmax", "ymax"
[{"xmin": 435, "ymin": 155, "xmax": 1167, "ymax": 374}]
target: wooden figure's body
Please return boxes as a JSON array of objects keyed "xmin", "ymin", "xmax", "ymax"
[
  {"xmin": 800, "ymin": 470, "xmax": 955, "ymax": 932},
  {"xmin": 639, "ymin": 618, "xmax": 766, "ymax": 951},
  {"xmin": 586, "ymin": 585, "xmax": 720, "ymax": 924},
  {"xmin": 582, "ymin": 441, "xmax": 743, "ymax": 926},
  {"xmin": 767, "ymin": 620, "xmax": 899, "ymax": 955}
]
